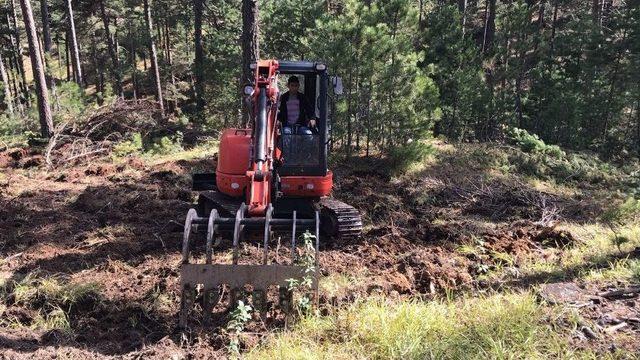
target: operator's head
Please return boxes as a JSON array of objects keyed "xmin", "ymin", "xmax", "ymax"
[{"xmin": 287, "ymin": 75, "xmax": 300, "ymax": 94}]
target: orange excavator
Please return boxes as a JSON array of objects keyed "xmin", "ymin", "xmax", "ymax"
[{"xmin": 179, "ymin": 60, "xmax": 362, "ymax": 326}]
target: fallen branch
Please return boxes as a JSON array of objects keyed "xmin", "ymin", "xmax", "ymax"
[
  {"xmin": 598, "ymin": 286, "xmax": 640, "ymax": 299},
  {"xmin": 63, "ymin": 148, "xmax": 109, "ymax": 163},
  {"xmin": 3, "ymin": 252, "xmax": 23, "ymax": 262},
  {"xmin": 604, "ymin": 322, "xmax": 628, "ymax": 334}
]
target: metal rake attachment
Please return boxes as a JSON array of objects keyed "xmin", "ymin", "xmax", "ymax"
[{"xmin": 179, "ymin": 203, "xmax": 320, "ymax": 328}]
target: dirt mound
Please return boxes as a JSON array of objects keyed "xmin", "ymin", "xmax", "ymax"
[{"xmin": 0, "ymin": 148, "xmax": 44, "ymax": 169}]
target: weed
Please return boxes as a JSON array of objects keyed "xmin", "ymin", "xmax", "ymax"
[
  {"xmin": 286, "ymin": 231, "xmax": 317, "ymax": 315},
  {"xmin": 227, "ymin": 300, "xmax": 253, "ymax": 357}
]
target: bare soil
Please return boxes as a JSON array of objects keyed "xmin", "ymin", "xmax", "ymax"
[{"xmin": 0, "ymin": 146, "xmax": 637, "ymax": 358}]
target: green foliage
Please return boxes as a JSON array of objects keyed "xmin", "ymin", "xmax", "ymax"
[
  {"xmin": 54, "ymin": 82, "xmax": 88, "ymax": 121},
  {"xmin": 227, "ymin": 300, "xmax": 253, "ymax": 356},
  {"xmin": 147, "ymin": 131, "xmax": 184, "ymax": 155},
  {"xmin": 602, "ymin": 197, "xmax": 640, "ymax": 226},
  {"xmin": 388, "ymin": 140, "xmax": 434, "ymax": 174},
  {"xmin": 507, "ymin": 127, "xmax": 565, "ymax": 158},
  {"xmin": 286, "ymin": 231, "xmax": 317, "ymax": 315},
  {"xmin": 0, "ymin": 114, "xmax": 23, "ymax": 136},
  {"xmin": 113, "ymin": 133, "xmax": 143, "ymax": 157}
]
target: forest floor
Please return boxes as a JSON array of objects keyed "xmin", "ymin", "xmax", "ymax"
[{"xmin": 1, "ymin": 136, "xmax": 639, "ymax": 359}]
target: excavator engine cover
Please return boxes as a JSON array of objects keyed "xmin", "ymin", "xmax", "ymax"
[{"xmin": 216, "ymin": 129, "xmax": 251, "ymax": 197}]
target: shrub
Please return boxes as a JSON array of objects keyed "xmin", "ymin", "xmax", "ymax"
[
  {"xmin": 113, "ymin": 133, "xmax": 143, "ymax": 157},
  {"xmin": 148, "ymin": 131, "xmax": 184, "ymax": 155},
  {"xmin": 55, "ymin": 81, "xmax": 87, "ymax": 121},
  {"xmin": 507, "ymin": 127, "xmax": 565, "ymax": 158},
  {"xmin": 0, "ymin": 114, "xmax": 23, "ymax": 136},
  {"xmin": 388, "ymin": 140, "xmax": 434, "ymax": 174}
]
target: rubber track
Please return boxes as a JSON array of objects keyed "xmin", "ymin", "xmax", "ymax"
[{"xmin": 318, "ymin": 198, "xmax": 363, "ymax": 238}]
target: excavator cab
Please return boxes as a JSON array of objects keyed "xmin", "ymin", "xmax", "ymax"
[{"xmin": 276, "ymin": 61, "xmax": 329, "ymax": 174}]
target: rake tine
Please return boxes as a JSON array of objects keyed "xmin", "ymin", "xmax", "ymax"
[
  {"xmin": 253, "ymin": 288, "xmax": 267, "ymax": 314},
  {"xmin": 179, "ymin": 283, "xmax": 195, "ymax": 328},
  {"xmin": 279, "ymin": 286, "xmax": 293, "ymax": 314},
  {"xmin": 263, "ymin": 204, "xmax": 272, "ymax": 265},
  {"xmin": 202, "ymin": 287, "xmax": 219, "ymax": 325},
  {"xmin": 181, "ymin": 209, "xmax": 198, "ymax": 264},
  {"xmin": 206, "ymin": 209, "xmax": 219, "ymax": 265},
  {"xmin": 232, "ymin": 204, "xmax": 246, "ymax": 265},
  {"xmin": 291, "ymin": 210, "xmax": 297, "ymax": 263}
]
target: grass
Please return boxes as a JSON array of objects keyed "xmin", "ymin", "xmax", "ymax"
[
  {"xmin": 517, "ymin": 223, "xmax": 640, "ymax": 283},
  {"xmin": 114, "ymin": 139, "xmax": 218, "ymax": 167},
  {"xmin": 320, "ymin": 272, "xmax": 370, "ymax": 299},
  {"xmin": 1, "ymin": 271, "xmax": 102, "ymax": 331},
  {"xmin": 248, "ymin": 292, "xmax": 614, "ymax": 360}
]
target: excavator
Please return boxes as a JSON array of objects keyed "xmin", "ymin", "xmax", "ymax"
[{"xmin": 179, "ymin": 60, "xmax": 362, "ymax": 326}]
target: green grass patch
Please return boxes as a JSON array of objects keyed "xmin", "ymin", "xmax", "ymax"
[
  {"xmin": 248, "ymin": 292, "xmax": 603, "ymax": 359},
  {"xmin": 1, "ymin": 272, "xmax": 102, "ymax": 331},
  {"xmin": 517, "ymin": 223, "xmax": 640, "ymax": 283}
]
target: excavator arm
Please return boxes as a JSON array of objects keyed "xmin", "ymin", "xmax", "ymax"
[{"xmin": 246, "ymin": 60, "xmax": 280, "ymax": 217}]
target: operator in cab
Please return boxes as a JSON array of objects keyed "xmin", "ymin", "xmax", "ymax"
[{"xmin": 278, "ymin": 75, "xmax": 316, "ymax": 135}]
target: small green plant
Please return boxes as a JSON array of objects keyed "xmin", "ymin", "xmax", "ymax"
[
  {"xmin": 602, "ymin": 197, "xmax": 640, "ymax": 252},
  {"xmin": 227, "ymin": 300, "xmax": 253, "ymax": 357},
  {"xmin": 113, "ymin": 133, "xmax": 143, "ymax": 157},
  {"xmin": 286, "ymin": 231, "xmax": 316, "ymax": 315},
  {"xmin": 148, "ymin": 131, "xmax": 184, "ymax": 155}
]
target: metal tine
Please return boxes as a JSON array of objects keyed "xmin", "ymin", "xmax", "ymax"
[
  {"xmin": 291, "ymin": 210, "xmax": 297, "ymax": 263},
  {"xmin": 253, "ymin": 288, "xmax": 267, "ymax": 314},
  {"xmin": 263, "ymin": 205, "xmax": 272, "ymax": 265},
  {"xmin": 203, "ymin": 287, "xmax": 218, "ymax": 324},
  {"xmin": 232, "ymin": 204, "xmax": 246, "ymax": 265},
  {"xmin": 206, "ymin": 209, "xmax": 219, "ymax": 265},
  {"xmin": 179, "ymin": 283, "xmax": 195, "ymax": 328},
  {"xmin": 181, "ymin": 209, "xmax": 198, "ymax": 264}
]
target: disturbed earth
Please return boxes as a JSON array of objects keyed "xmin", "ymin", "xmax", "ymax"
[{"xmin": 0, "ymin": 145, "xmax": 638, "ymax": 358}]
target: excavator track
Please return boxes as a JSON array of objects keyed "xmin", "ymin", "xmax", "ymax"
[{"xmin": 318, "ymin": 198, "xmax": 363, "ymax": 239}]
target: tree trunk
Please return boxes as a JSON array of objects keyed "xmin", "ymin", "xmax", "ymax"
[
  {"xmin": 19, "ymin": 0, "xmax": 53, "ymax": 137},
  {"xmin": 193, "ymin": 0, "xmax": 205, "ymax": 111},
  {"xmin": 482, "ymin": 0, "xmax": 496, "ymax": 55},
  {"xmin": 460, "ymin": 0, "xmax": 468, "ymax": 36},
  {"xmin": 8, "ymin": 55, "xmax": 24, "ymax": 114},
  {"xmin": 9, "ymin": 0, "xmax": 30, "ymax": 106},
  {"xmin": 100, "ymin": 0, "xmax": 123, "ymax": 98},
  {"xmin": 550, "ymin": 0, "xmax": 558, "ymax": 55},
  {"xmin": 40, "ymin": 0, "xmax": 58, "ymax": 110},
  {"xmin": 165, "ymin": 20, "xmax": 176, "ymax": 112},
  {"xmin": 130, "ymin": 28, "xmax": 138, "ymax": 101},
  {"xmin": 636, "ymin": 99, "xmax": 640, "ymax": 156},
  {"xmin": 56, "ymin": 36, "xmax": 62, "ymax": 78},
  {"xmin": 65, "ymin": 30, "xmax": 71, "ymax": 82},
  {"xmin": 40, "ymin": 0, "xmax": 52, "ymax": 52},
  {"xmin": 241, "ymin": 0, "xmax": 259, "ymax": 126},
  {"xmin": 143, "ymin": 0, "xmax": 165, "ymax": 117},
  {"xmin": 0, "ymin": 53, "xmax": 14, "ymax": 115},
  {"xmin": 66, "ymin": 0, "xmax": 83, "ymax": 86}
]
